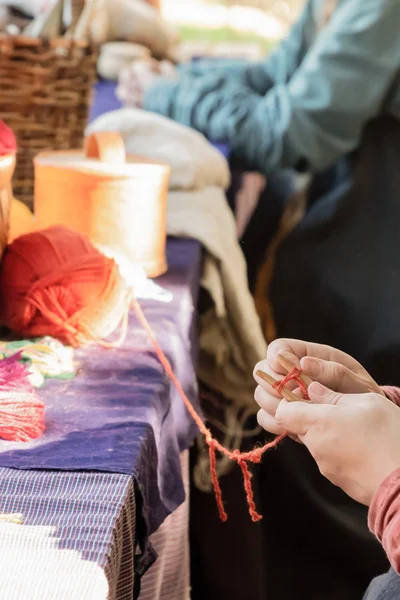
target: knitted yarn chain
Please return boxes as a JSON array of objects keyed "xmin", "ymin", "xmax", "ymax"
[{"xmin": 132, "ymin": 297, "xmax": 310, "ymax": 523}]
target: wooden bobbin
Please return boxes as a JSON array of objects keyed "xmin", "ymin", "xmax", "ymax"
[
  {"xmin": 84, "ymin": 131, "xmax": 126, "ymax": 165},
  {"xmin": 34, "ymin": 131, "xmax": 170, "ymax": 278}
]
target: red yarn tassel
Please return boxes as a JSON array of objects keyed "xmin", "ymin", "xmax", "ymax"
[
  {"xmin": 209, "ymin": 441, "xmax": 228, "ymax": 522},
  {"xmin": 0, "ymin": 354, "xmax": 45, "ymax": 442},
  {"xmin": 236, "ymin": 457, "xmax": 262, "ymax": 522}
]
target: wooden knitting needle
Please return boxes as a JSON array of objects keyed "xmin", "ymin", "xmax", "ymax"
[
  {"xmin": 277, "ymin": 353, "xmax": 313, "ymax": 388},
  {"xmin": 255, "ymin": 369, "xmax": 300, "ymax": 403}
]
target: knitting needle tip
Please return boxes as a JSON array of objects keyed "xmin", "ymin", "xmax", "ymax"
[
  {"xmin": 255, "ymin": 369, "xmax": 300, "ymax": 403},
  {"xmin": 277, "ymin": 353, "xmax": 313, "ymax": 387}
]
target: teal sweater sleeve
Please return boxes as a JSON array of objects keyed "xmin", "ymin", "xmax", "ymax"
[
  {"xmin": 144, "ymin": 0, "xmax": 400, "ymax": 176},
  {"xmin": 175, "ymin": 0, "xmax": 313, "ymax": 95}
]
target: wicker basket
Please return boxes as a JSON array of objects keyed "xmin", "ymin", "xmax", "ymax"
[{"xmin": 0, "ymin": 35, "xmax": 98, "ymax": 208}]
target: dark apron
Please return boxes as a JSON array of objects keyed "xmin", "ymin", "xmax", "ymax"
[
  {"xmin": 271, "ymin": 116, "xmax": 400, "ymax": 385},
  {"xmin": 261, "ymin": 115, "xmax": 400, "ymax": 598}
]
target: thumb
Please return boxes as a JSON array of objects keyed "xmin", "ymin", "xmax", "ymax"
[
  {"xmin": 301, "ymin": 356, "xmax": 370, "ymax": 395},
  {"xmin": 307, "ymin": 382, "xmax": 344, "ymax": 405},
  {"xmin": 275, "ymin": 399, "xmax": 319, "ymax": 436}
]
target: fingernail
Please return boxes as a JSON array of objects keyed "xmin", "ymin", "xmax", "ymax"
[{"xmin": 309, "ymin": 381, "xmax": 329, "ymax": 397}]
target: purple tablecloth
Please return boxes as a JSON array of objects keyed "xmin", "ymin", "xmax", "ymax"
[
  {"xmin": 0, "ymin": 238, "xmax": 201, "ymax": 595},
  {"xmin": 90, "ymin": 80, "xmax": 123, "ymax": 122}
]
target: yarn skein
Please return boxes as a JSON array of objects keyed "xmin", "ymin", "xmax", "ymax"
[
  {"xmin": 0, "ymin": 353, "xmax": 45, "ymax": 442},
  {"xmin": 0, "ymin": 226, "xmax": 131, "ymax": 347}
]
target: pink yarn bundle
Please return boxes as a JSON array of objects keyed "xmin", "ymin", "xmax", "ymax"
[
  {"xmin": 0, "ymin": 354, "xmax": 45, "ymax": 442},
  {"xmin": 0, "ymin": 120, "xmax": 16, "ymax": 156}
]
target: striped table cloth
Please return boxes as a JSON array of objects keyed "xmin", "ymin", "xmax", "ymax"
[{"xmin": 0, "ymin": 452, "xmax": 190, "ymax": 599}]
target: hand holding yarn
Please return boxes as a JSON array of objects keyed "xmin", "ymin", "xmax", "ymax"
[
  {"xmin": 254, "ymin": 338, "xmax": 384, "ymax": 436},
  {"xmin": 117, "ymin": 58, "xmax": 177, "ymax": 108},
  {"xmin": 273, "ymin": 386, "xmax": 400, "ymax": 506}
]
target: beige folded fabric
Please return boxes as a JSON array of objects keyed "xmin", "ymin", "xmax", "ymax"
[
  {"xmin": 87, "ymin": 108, "xmax": 231, "ymax": 192},
  {"xmin": 97, "ymin": 43, "xmax": 150, "ymax": 81},
  {"xmin": 167, "ymin": 187, "xmax": 266, "ymax": 410},
  {"xmin": 89, "ymin": 109, "xmax": 264, "ymax": 410}
]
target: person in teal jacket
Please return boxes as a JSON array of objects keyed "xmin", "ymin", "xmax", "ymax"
[
  {"xmin": 119, "ymin": 0, "xmax": 400, "ymax": 281},
  {"xmin": 135, "ymin": 0, "xmax": 400, "ymax": 178},
  {"xmin": 121, "ymin": 2, "xmax": 400, "ymax": 600}
]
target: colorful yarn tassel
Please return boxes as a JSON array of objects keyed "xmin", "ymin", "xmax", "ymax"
[{"xmin": 0, "ymin": 354, "xmax": 45, "ymax": 442}]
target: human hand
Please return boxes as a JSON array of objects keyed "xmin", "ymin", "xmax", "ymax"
[
  {"xmin": 272, "ymin": 385, "xmax": 400, "ymax": 506},
  {"xmin": 117, "ymin": 58, "xmax": 177, "ymax": 108},
  {"xmin": 253, "ymin": 339, "xmax": 384, "ymax": 436}
]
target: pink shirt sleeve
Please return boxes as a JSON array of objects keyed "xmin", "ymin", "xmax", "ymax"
[
  {"xmin": 381, "ymin": 386, "xmax": 400, "ymax": 407},
  {"xmin": 368, "ymin": 468, "xmax": 400, "ymax": 574}
]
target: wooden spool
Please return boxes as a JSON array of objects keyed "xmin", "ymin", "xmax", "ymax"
[{"xmin": 34, "ymin": 131, "xmax": 170, "ymax": 278}]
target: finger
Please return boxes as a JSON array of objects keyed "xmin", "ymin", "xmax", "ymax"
[
  {"xmin": 257, "ymin": 409, "xmax": 286, "ymax": 435},
  {"xmin": 159, "ymin": 60, "xmax": 177, "ymax": 78},
  {"xmin": 267, "ymin": 339, "xmax": 366, "ymax": 375},
  {"xmin": 307, "ymin": 383, "xmax": 380, "ymax": 415},
  {"xmin": 130, "ymin": 62, "xmax": 155, "ymax": 85},
  {"xmin": 308, "ymin": 382, "xmax": 346, "ymax": 405},
  {"xmin": 275, "ymin": 398, "xmax": 329, "ymax": 436},
  {"xmin": 254, "ymin": 385, "xmax": 280, "ymax": 415},
  {"xmin": 300, "ymin": 357, "xmax": 371, "ymax": 394}
]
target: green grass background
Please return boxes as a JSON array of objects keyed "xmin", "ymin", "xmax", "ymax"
[{"xmin": 177, "ymin": 24, "xmax": 276, "ymax": 54}]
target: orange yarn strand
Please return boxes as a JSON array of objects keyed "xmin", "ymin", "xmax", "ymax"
[
  {"xmin": 236, "ymin": 454, "xmax": 262, "ymax": 522},
  {"xmin": 131, "ymin": 297, "xmax": 302, "ymax": 522},
  {"xmin": 209, "ymin": 441, "xmax": 228, "ymax": 522}
]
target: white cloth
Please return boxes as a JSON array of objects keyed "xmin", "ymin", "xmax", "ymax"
[
  {"xmin": 89, "ymin": 0, "xmax": 178, "ymax": 58},
  {"xmin": 87, "ymin": 108, "xmax": 230, "ymax": 192},
  {"xmin": 0, "ymin": 523, "xmax": 108, "ymax": 599},
  {"xmin": 168, "ymin": 187, "xmax": 266, "ymax": 409}
]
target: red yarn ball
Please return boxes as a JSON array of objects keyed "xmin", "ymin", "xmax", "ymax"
[
  {"xmin": 0, "ymin": 226, "xmax": 130, "ymax": 347},
  {"xmin": 0, "ymin": 121, "xmax": 17, "ymax": 156}
]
